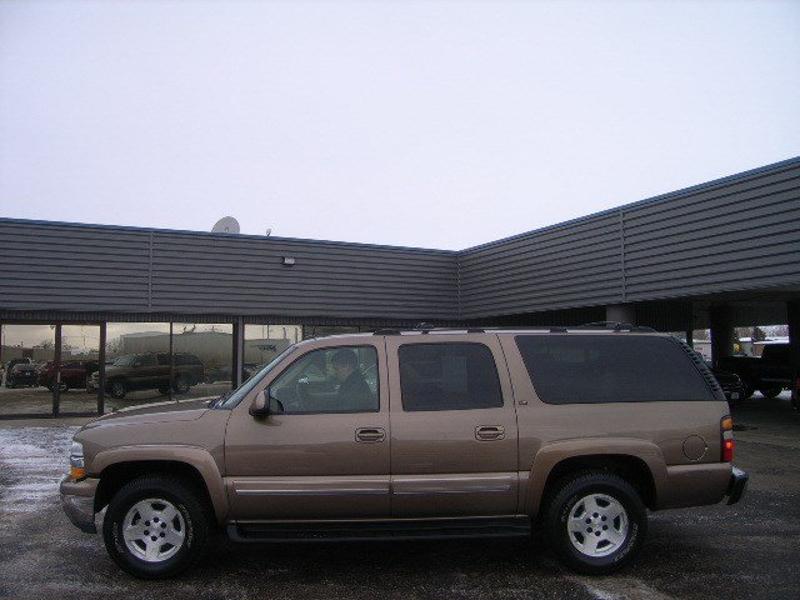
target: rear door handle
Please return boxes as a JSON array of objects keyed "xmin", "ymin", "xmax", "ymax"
[
  {"xmin": 475, "ymin": 425, "xmax": 505, "ymax": 441},
  {"xmin": 355, "ymin": 427, "xmax": 386, "ymax": 443}
]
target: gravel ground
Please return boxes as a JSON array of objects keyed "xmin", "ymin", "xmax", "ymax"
[{"xmin": 0, "ymin": 394, "xmax": 798, "ymax": 600}]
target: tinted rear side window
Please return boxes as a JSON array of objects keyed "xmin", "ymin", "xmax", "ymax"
[
  {"xmin": 399, "ymin": 343, "xmax": 503, "ymax": 411},
  {"xmin": 515, "ymin": 335, "xmax": 715, "ymax": 404}
]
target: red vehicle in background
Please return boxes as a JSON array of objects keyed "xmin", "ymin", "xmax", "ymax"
[{"xmin": 38, "ymin": 360, "xmax": 100, "ymax": 392}]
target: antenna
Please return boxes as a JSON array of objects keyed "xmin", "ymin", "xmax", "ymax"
[{"xmin": 212, "ymin": 216, "xmax": 240, "ymax": 234}]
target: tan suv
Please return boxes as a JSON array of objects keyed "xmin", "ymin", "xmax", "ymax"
[{"xmin": 60, "ymin": 326, "xmax": 748, "ymax": 579}]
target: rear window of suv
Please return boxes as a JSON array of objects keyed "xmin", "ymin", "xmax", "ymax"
[{"xmin": 515, "ymin": 335, "xmax": 715, "ymax": 404}]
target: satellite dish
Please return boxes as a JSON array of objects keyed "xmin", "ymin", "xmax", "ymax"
[
  {"xmin": 265, "ymin": 228, "xmax": 272, "ymax": 237},
  {"xmin": 212, "ymin": 216, "xmax": 240, "ymax": 234}
]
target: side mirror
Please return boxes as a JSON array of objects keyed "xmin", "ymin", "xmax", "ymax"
[{"xmin": 249, "ymin": 389, "xmax": 270, "ymax": 417}]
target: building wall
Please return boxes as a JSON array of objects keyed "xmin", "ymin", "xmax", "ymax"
[
  {"xmin": 0, "ymin": 221, "xmax": 458, "ymax": 322},
  {"xmin": 458, "ymin": 157, "xmax": 800, "ymax": 319},
  {"xmin": 2, "ymin": 157, "xmax": 799, "ymax": 324}
]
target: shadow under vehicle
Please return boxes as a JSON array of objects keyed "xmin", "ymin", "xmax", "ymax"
[{"xmin": 88, "ymin": 353, "xmax": 204, "ymax": 399}]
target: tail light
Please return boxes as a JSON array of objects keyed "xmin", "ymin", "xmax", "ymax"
[{"xmin": 721, "ymin": 415, "xmax": 735, "ymax": 462}]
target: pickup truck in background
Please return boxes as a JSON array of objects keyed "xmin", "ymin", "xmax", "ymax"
[{"xmin": 718, "ymin": 344, "xmax": 794, "ymax": 400}]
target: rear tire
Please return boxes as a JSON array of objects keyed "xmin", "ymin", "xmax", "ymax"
[
  {"xmin": 544, "ymin": 471, "xmax": 647, "ymax": 575},
  {"xmin": 102, "ymin": 475, "xmax": 211, "ymax": 579}
]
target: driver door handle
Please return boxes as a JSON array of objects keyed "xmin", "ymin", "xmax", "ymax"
[
  {"xmin": 355, "ymin": 427, "xmax": 386, "ymax": 443},
  {"xmin": 475, "ymin": 425, "xmax": 505, "ymax": 441}
]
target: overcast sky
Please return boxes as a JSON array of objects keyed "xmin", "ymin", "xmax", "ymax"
[{"xmin": 0, "ymin": 0, "xmax": 798, "ymax": 250}]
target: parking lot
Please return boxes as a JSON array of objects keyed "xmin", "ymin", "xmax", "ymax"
[{"xmin": 0, "ymin": 393, "xmax": 798, "ymax": 600}]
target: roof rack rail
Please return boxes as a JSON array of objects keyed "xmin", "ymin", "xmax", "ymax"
[
  {"xmin": 371, "ymin": 323, "xmax": 658, "ymax": 336},
  {"xmin": 580, "ymin": 321, "xmax": 656, "ymax": 333}
]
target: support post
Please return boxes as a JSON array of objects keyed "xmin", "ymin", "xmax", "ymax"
[
  {"xmin": 97, "ymin": 322, "xmax": 106, "ymax": 415},
  {"xmin": 709, "ymin": 305, "xmax": 734, "ymax": 368},
  {"xmin": 233, "ymin": 317, "xmax": 244, "ymax": 388},
  {"xmin": 606, "ymin": 304, "xmax": 636, "ymax": 326},
  {"xmin": 788, "ymin": 300, "xmax": 799, "ymax": 408},
  {"xmin": 53, "ymin": 324, "xmax": 62, "ymax": 417}
]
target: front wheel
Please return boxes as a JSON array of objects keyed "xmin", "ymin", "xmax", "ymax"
[
  {"xmin": 102, "ymin": 476, "xmax": 211, "ymax": 579},
  {"xmin": 544, "ymin": 471, "xmax": 647, "ymax": 575},
  {"xmin": 109, "ymin": 380, "xmax": 127, "ymax": 399}
]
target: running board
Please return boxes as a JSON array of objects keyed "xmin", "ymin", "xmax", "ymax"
[{"xmin": 228, "ymin": 516, "xmax": 531, "ymax": 543}]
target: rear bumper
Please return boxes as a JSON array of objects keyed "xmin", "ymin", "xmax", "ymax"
[
  {"xmin": 60, "ymin": 475, "xmax": 99, "ymax": 533},
  {"xmin": 726, "ymin": 466, "xmax": 749, "ymax": 505}
]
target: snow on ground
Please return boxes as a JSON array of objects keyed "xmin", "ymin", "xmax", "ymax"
[{"xmin": 0, "ymin": 426, "xmax": 79, "ymax": 514}]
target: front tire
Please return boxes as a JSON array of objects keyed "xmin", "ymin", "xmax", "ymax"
[
  {"xmin": 109, "ymin": 380, "xmax": 127, "ymax": 399},
  {"xmin": 544, "ymin": 471, "xmax": 647, "ymax": 575},
  {"xmin": 102, "ymin": 475, "xmax": 210, "ymax": 579}
]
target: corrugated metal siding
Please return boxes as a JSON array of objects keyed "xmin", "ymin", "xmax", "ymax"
[
  {"xmin": 0, "ymin": 221, "xmax": 458, "ymax": 320},
  {"xmin": 458, "ymin": 158, "xmax": 800, "ymax": 319},
  {"xmin": 622, "ymin": 164, "xmax": 800, "ymax": 301},
  {"xmin": 2, "ymin": 157, "xmax": 799, "ymax": 323},
  {"xmin": 149, "ymin": 233, "xmax": 457, "ymax": 319},
  {"xmin": 0, "ymin": 222, "xmax": 151, "ymax": 312},
  {"xmin": 458, "ymin": 213, "xmax": 624, "ymax": 318}
]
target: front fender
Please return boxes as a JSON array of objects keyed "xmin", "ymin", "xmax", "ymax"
[
  {"xmin": 521, "ymin": 438, "xmax": 667, "ymax": 517},
  {"xmin": 91, "ymin": 445, "xmax": 228, "ymax": 524}
]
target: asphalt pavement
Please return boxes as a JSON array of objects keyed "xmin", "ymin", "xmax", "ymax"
[{"xmin": 0, "ymin": 393, "xmax": 798, "ymax": 600}]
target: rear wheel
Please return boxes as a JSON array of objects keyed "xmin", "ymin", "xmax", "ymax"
[
  {"xmin": 544, "ymin": 471, "xmax": 647, "ymax": 575},
  {"xmin": 102, "ymin": 475, "xmax": 210, "ymax": 579}
]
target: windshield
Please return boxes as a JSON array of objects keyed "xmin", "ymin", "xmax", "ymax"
[
  {"xmin": 217, "ymin": 345, "xmax": 297, "ymax": 409},
  {"xmin": 112, "ymin": 355, "xmax": 135, "ymax": 367}
]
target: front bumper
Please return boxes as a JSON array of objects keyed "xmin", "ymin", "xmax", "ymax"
[
  {"xmin": 60, "ymin": 475, "xmax": 99, "ymax": 533},
  {"xmin": 726, "ymin": 466, "xmax": 749, "ymax": 505}
]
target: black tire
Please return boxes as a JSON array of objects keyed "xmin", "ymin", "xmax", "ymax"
[
  {"xmin": 157, "ymin": 385, "xmax": 171, "ymax": 396},
  {"xmin": 740, "ymin": 382, "xmax": 754, "ymax": 400},
  {"xmin": 102, "ymin": 475, "xmax": 211, "ymax": 579},
  {"xmin": 544, "ymin": 471, "xmax": 647, "ymax": 575},
  {"xmin": 173, "ymin": 376, "xmax": 190, "ymax": 394},
  {"xmin": 759, "ymin": 387, "xmax": 782, "ymax": 400},
  {"xmin": 109, "ymin": 379, "xmax": 127, "ymax": 399}
]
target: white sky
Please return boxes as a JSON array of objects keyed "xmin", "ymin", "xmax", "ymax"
[{"xmin": 1, "ymin": 0, "xmax": 798, "ymax": 250}]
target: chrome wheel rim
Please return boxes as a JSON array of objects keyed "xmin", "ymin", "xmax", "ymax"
[
  {"xmin": 567, "ymin": 493, "xmax": 629, "ymax": 557},
  {"xmin": 122, "ymin": 498, "xmax": 186, "ymax": 563}
]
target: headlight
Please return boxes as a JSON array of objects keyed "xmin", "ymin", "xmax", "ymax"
[{"xmin": 69, "ymin": 441, "xmax": 86, "ymax": 480}]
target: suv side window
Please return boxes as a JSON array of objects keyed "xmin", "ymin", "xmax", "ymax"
[
  {"xmin": 136, "ymin": 354, "xmax": 157, "ymax": 367},
  {"xmin": 270, "ymin": 346, "xmax": 379, "ymax": 414},
  {"xmin": 398, "ymin": 342, "xmax": 503, "ymax": 411},
  {"xmin": 515, "ymin": 335, "xmax": 716, "ymax": 404}
]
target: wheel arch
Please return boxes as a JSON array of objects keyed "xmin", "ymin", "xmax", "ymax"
[
  {"xmin": 524, "ymin": 439, "xmax": 666, "ymax": 517},
  {"xmin": 92, "ymin": 447, "xmax": 228, "ymax": 524}
]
